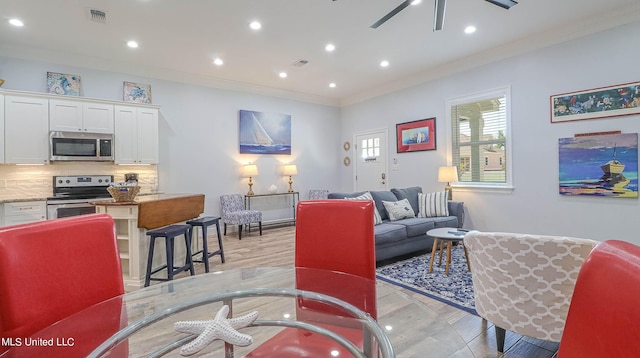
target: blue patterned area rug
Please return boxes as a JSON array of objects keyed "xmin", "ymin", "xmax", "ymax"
[{"xmin": 376, "ymin": 245, "xmax": 477, "ymax": 315}]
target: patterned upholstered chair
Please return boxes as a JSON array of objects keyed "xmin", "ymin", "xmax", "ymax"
[
  {"xmin": 464, "ymin": 231, "xmax": 598, "ymax": 353},
  {"xmin": 220, "ymin": 194, "xmax": 262, "ymax": 240},
  {"xmin": 308, "ymin": 189, "xmax": 329, "ymax": 200}
]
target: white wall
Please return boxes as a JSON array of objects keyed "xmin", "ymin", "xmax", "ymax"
[
  {"xmin": 340, "ymin": 21, "xmax": 640, "ymax": 244},
  {"xmin": 0, "ymin": 57, "xmax": 341, "ymax": 221},
  {"xmin": 2, "ymin": 20, "xmax": 639, "ymax": 242}
]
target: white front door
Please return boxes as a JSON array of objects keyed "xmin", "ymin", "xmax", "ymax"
[{"xmin": 354, "ymin": 129, "xmax": 388, "ymax": 192}]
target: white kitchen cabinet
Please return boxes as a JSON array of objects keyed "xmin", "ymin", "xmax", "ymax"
[
  {"xmin": 4, "ymin": 95, "xmax": 49, "ymax": 164},
  {"xmin": 114, "ymin": 105, "xmax": 159, "ymax": 164},
  {"xmin": 1, "ymin": 201, "xmax": 47, "ymax": 226},
  {"xmin": 50, "ymin": 99, "xmax": 114, "ymax": 133}
]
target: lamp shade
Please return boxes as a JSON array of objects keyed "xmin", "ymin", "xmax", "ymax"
[
  {"xmin": 242, "ymin": 164, "xmax": 258, "ymax": 177},
  {"xmin": 438, "ymin": 166, "xmax": 458, "ymax": 183},
  {"xmin": 283, "ymin": 164, "xmax": 298, "ymax": 176}
]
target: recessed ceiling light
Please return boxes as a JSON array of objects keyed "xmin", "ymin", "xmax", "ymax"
[
  {"xmin": 249, "ymin": 21, "xmax": 262, "ymax": 30},
  {"xmin": 411, "ymin": 0, "xmax": 422, "ymax": 5},
  {"xmin": 329, "ymin": 82, "xmax": 336, "ymax": 88},
  {"xmin": 213, "ymin": 57, "xmax": 224, "ymax": 66},
  {"xmin": 464, "ymin": 25, "xmax": 477, "ymax": 34},
  {"xmin": 380, "ymin": 60, "xmax": 390, "ymax": 68},
  {"xmin": 325, "ymin": 43, "xmax": 336, "ymax": 52},
  {"xmin": 126, "ymin": 40, "xmax": 139, "ymax": 48},
  {"xmin": 9, "ymin": 18, "xmax": 24, "ymax": 27},
  {"xmin": 279, "ymin": 72, "xmax": 287, "ymax": 78}
]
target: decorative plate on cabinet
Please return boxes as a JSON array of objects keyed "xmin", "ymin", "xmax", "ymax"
[
  {"xmin": 343, "ymin": 157, "xmax": 351, "ymax": 166},
  {"xmin": 343, "ymin": 141, "xmax": 350, "ymax": 151}
]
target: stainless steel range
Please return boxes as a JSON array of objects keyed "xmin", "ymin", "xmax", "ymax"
[{"xmin": 46, "ymin": 175, "xmax": 114, "ymax": 219}]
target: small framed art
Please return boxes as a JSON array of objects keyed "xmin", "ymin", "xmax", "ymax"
[
  {"xmin": 396, "ymin": 117, "xmax": 436, "ymax": 153},
  {"xmin": 123, "ymin": 81, "xmax": 152, "ymax": 104},
  {"xmin": 47, "ymin": 72, "xmax": 82, "ymax": 96}
]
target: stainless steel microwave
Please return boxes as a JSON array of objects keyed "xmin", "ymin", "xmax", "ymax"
[{"xmin": 50, "ymin": 131, "xmax": 114, "ymax": 161}]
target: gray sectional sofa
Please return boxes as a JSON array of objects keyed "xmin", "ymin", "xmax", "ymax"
[{"xmin": 328, "ymin": 187, "xmax": 465, "ymax": 262}]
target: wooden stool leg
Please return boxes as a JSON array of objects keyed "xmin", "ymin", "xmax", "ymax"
[
  {"xmin": 183, "ymin": 230, "xmax": 195, "ymax": 276},
  {"xmin": 446, "ymin": 241, "xmax": 453, "ymax": 276},
  {"xmin": 216, "ymin": 221, "xmax": 225, "ymax": 263},
  {"xmin": 144, "ymin": 237, "xmax": 156, "ymax": 287},
  {"xmin": 463, "ymin": 242, "xmax": 471, "ymax": 271},
  {"xmin": 166, "ymin": 236, "xmax": 174, "ymax": 281},
  {"xmin": 201, "ymin": 225, "xmax": 210, "ymax": 273},
  {"xmin": 429, "ymin": 238, "xmax": 439, "ymax": 273}
]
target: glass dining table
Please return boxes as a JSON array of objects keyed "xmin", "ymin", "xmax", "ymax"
[{"xmin": 2, "ymin": 267, "xmax": 473, "ymax": 357}]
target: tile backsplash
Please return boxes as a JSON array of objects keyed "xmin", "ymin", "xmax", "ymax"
[{"xmin": 0, "ymin": 163, "xmax": 158, "ymax": 201}]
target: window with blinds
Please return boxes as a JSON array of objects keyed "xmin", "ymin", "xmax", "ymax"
[{"xmin": 447, "ymin": 87, "xmax": 512, "ymax": 188}]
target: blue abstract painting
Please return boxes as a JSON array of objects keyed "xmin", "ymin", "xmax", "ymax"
[
  {"xmin": 47, "ymin": 72, "xmax": 81, "ymax": 96},
  {"xmin": 123, "ymin": 81, "xmax": 152, "ymax": 104}
]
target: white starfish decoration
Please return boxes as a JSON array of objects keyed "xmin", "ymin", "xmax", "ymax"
[{"xmin": 174, "ymin": 305, "xmax": 259, "ymax": 356}]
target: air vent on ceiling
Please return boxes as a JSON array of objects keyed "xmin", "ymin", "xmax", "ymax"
[
  {"xmin": 291, "ymin": 59, "xmax": 309, "ymax": 68},
  {"xmin": 88, "ymin": 9, "xmax": 107, "ymax": 24}
]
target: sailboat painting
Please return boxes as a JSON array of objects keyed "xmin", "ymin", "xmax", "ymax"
[
  {"xmin": 239, "ymin": 110, "xmax": 291, "ymax": 155},
  {"xmin": 559, "ymin": 132, "xmax": 638, "ymax": 198}
]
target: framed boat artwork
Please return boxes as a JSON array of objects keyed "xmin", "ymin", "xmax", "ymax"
[
  {"xmin": 239, "ymin": 110, "xmax": 291, "ymax": 155},
  {"xmin": 396, "ymin": 117, "xmax": 436, "ymax": 153},
  {"xmin": 558, "ymin": 132, "xmax": 638, "ymax": 198}
]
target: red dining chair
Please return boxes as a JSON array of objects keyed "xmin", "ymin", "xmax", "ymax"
[
  {"xmin": 557, "ymin": 240, "xmax": 640, "ymax": 358},
  {"xmin": 247, "ymin": 199, "xmax": 377, "ymax": 357},
  {"xmin": 0, "ymin": 214, "xmax": 127, "ymax": 357}
]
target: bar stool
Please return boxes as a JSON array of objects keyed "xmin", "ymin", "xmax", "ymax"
[
  {"xmin": 144, "ymin": 224, "xmax": 195, "ymax": 287},
  {"xmin": 186, "ymin": 216, "xmax": 225, "ymax": 273}
]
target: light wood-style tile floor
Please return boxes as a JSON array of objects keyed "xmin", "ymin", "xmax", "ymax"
[{"xmin": 175, "ymin": 225, "xmax": 560, "ymax": 358}]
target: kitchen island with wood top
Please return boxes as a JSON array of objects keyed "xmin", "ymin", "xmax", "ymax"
[{"xmin": 91, "ymin": 193, "xmax": 204, "ymax": 291}]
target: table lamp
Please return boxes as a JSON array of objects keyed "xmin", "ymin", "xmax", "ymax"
[
  {"xmin": 438, "ymin": 166, "xmax": 458, "ymax": 200},
  {"xmin": 283, "ymin": 164, "xmax": 298, "ymax": 193},
  {"xmin": 242, "ymin": 164, "xmax": 258, "ymax": 196}
]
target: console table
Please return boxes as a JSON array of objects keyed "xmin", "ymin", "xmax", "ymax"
[{"xmin": 245, "ymin": 192, "xmax": 299, "ymax": 228}]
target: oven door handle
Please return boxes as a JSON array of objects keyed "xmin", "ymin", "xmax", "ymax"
[
  {"xmin": 47, "ymin": 202, "xmax": 96, "ymax": 220},
  {"xmin": 49, "ymin": 203, "xmax": 94, "ymax": 208}
]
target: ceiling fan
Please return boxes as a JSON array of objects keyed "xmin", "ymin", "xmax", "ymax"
[{"xmin": 370, "ymin": 0, "xmax": 518, "ymax": 31}]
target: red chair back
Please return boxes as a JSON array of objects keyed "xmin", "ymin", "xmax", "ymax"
[
  {"xmin": 295, "ymin": 199, "xmax": 377, "ymax": 319},
  {"xmin": 557, "ymin": 240, "xmax": 640, "ymax": 357},
  {"xmin": 0, "ymin": 214, "xmax": 125, "ymax": 354},
  {"xmin": 246, "ymin": 200, "xmax": 377, "ymax": 357},
  {"xmin": 295, "ymin": 199, "xmax": 376, "ymax": 280}
]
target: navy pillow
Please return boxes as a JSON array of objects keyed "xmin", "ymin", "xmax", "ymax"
[
  {"xmin": 391, "ymin": 187, "xmax": 423, "ymax": 216},
  {"xmin": 327, "ymin": 191, "xmax": 366, "ymax": 199},
  {"xmin": 369, "ymin": 190, "xmax": 398, "ymax": 221}
]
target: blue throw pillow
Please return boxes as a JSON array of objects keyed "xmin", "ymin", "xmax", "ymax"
[{"xmin": 391, "ymin": 187, "xmax": 423, "ymax": 215}]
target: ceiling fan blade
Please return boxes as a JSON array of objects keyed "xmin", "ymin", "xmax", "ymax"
[
  {"xmin": 433, "ymin": 0, "xmax": 446, "ymax": 31},
  {"xmin": 485, "ymin": 0, "xmax": 518, "ymax": 9},
  {"xmin": 370, "ymin": 0, "xmax": 414, "ymax": 29}
]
